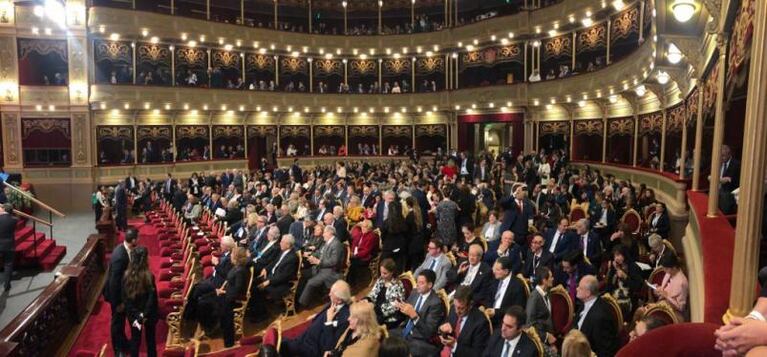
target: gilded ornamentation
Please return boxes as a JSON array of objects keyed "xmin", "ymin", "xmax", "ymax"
[
  {"xmin": 213, "ymin": 125, "xmax": 243, "ymax": 139},
  {"xmin": 69, "ymin": 38, "xmax": 86, "ymax": 82},
  {"xmin": 213, "ymin": 50, "xmax": 240, "ymax": 69},
  {"xmin": 176, "ymin": 125, "xmax": 209, "ymax": 139},
  {"xmin": 280, "ymin": 57, "xmax": 307, "ymax": 74},
  {"xmin": 462, "ymin": 44, "xmax": 522, "ymax": 68},
  {"xmin": 73, "ymin": 114, "xmax": 87, "ymax": 164},
  {"xmin": 543, "ymin": 36, "xmax": 572, "ymax": 61},
  {"xmin": 686, "ymin": 88, "xmax": 699, "ymax": 124},
  {"xmin": 608, "ymin": 118, "xmax": 634, "ymax": 136},
  {"xmin": 95, "ymin": 40, "xmax": 131, "ymax": 62},
  {"xmin": 349, "ymin": 126, "xmax": 378, "ymax": 137},
  {"xmin": 247, "ymin": 126, "xmax": 276, "ymax": 137},
  {"xmin": 639, "ymin": 113, "xmax": 663, "ymax": 134},
  {"xmin": 383, "ymin": 58, "xmax": 411, "ymax": 74},
  {"xmin": 578, "ymin": 23, "xmax": 607, "ymax": 52},
  {"xmin": 350, "ymin": 59, "xmax": 376, "ymax": 75},
  {"xmin": 540, "ymin": 121, "xmax": 569, "ymax": 135},
  {"xmin": 176, "ymin": 47, "xmax": 207, "ymax": 66},
  {"xmin": 314, "ymin": 126, "xmax": 344, "ymax": 137},
  {"xmin": 703, "ymin": 61, "xmax": 719, "ymax": 111},
  {"xmin": 574, "ymin": 120, "xmax": 603, "ymax": 135},
  {"xmin": 98, "ymin": 126, "xmax": 134, "ymax": 140},
  {"xmin": 416, "ymin": 57, "xmax": 444, "ymax": 74},
  {"xmin": 0, "ymin": 37, "xmax": 17, "ymax": 82},
  {"xmin": 416, "ymin": 125, "xmax": 446, "ymax": 137},
  {"xmin": 314, "ymin": 59, "xmax": 343, "ymax": 75},
  {"xmin": 2, "ymin": 113, "xmax": 19, "ymax": 165},
  {"xmin": 280, "ymin": 126, "xmax": 310, "ymax": 138},
  {"xmin": 138, "ymin": 44, "xmax": 170, "ymax": 65},
  {"xmin": 382, "ymin": 126, "xmax": 412, "ymax": 138},
  {"xmin": 246, "ymin": 54, "xmax": 275, "ymax": 71},
  {"xmin": 667, "ymin": 104, "xmax": 686, "ymax": 133},
  {"xmin": 18, "ymin": 38, "xmax": 68, "ymax": 61},
  {"xmin": 728, "ymin": 0, "xmax": 755, "ymax": 79},
  {"xmin": 611, "ymin": 6, "xmax": 639, "ymax": 42},
  {"xmin": 137, "ymin": 126, "xmax": 171, "ymax": 140},
  {"xmin": 22, "ymin": 118, "xmax": 70, "ymax": 139}
]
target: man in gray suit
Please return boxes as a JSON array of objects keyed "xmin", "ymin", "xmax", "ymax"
[
  {"xmin": 414, "ymin": 239, "xmax": 453, "ymax": 291},
  {"xmin": 526, "ymin": 266, "xmax": 555, "ymax": 342},
  {"xmin": 392, "ymin": 269, "xmax": 446, "ymax": 357},
  {"xmin": 298, "ymin": 225, "xmax": 344, "ymax": 307}
]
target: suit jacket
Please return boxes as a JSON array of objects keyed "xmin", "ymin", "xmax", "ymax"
[
  {"xmin": 211, "ymin": 252, "xmax": 233, "ymax": 288},
  {"xmin": 277, "ymin": 215, "xmax": 294, "ymax": 236},
  {"xmin": 223, "ymin": 265, "xmax": 250, "ymax": 302},
  {"xmin": 576, "ymin": 297, "xmax": 619, "ymax": 357},
  {"xmin": 114, "ymin": 185, "xmax": 127, "ymax": 211},
  {"xmin": 720, "ymin": 158, "xmax": 740, "ymax": 192},
  {"xmin": 483, "ymin": 276, "xmax": 528, "ymax": 327},
  {"xmin": 0, "ymin": 214, "xmax": 17, "ymax": 252},
  {"xmin": 333, "ymin": 219, "xmax": 349, "ymax": 243},
  {"xmin": 104, "ymin": 244, "xmax": 130, "ymax": 305},
  {"xmin": 414, "ymin": 254, "xmax": 453, "ymax": 291},
  {"xmin": 521, "ymin": 250, "xmax": 554, "ymax": 280},
  {"xmin": 484, "ymin": 240, "xmax": 523, "ymax": 275},
  {"xmin": 499, "ymin": 196, "xmax": 535, "ymax": 245},
  {"xmin": 648, "ymin": 212, "xmax": 671, "ymax": 238},
  {"xmin": 481, "ymin": 330, "xmax": 539, "ymax": 357},
  {"xmin": 286, "ymin": 303, "xmax": 350, "ymax": 357},
  {"xmin": 402, "ymin": 290, "xmax": 446, "ymax": 357},
  {"xmin": 314, "ymin": 237, "xmax": 344, "ymax": 276},
  {"xmin": 446, "ymin": 262, "xmax": 492, "ymax": 298},
  {"xmin": 590, "ymin": 206, "xmax": 617, "ymax": 232},
  {"xmin": 251, "ymin": 240, "xmax": 281, "ymax": 273},
  {"xmin": 289, "ymin": 221, "xmax": 310, "ymax": 249},
  {"xmin": 526, "ymin": 287, "xmax": 553, "ymax": 335},
  {"xmin": 265, "ymin": 249, "xmax": 299, "ymax": 299},
  {"xmin": 172, "ymin": 190, "xmax": 187, "ymax": 212},
  {"xmin": 576, "ymin": 231, "xmax": 603, "ymax": 266},
  {"xmin": 446, "ymin": 307, "xmax": 491, "ymax": 357},
  {"xmin": 360, "ymin": 194, "xmax": 376, "ymax": 209},
  {"xmin": 543, "ymin": 228, "xmax": 577, "ymax": 261}
]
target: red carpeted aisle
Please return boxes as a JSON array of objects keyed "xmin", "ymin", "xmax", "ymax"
[{"xmin": 69, "ymin": 219, "xmax": 168, "ymax": 357}]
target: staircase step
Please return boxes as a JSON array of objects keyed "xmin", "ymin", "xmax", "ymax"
[
  {"xmin": 14, "ymin": 226, "xmax": 34, "ymax": 243},
  {"xmin": 22, "ymin": 239, "xmax": 54, "ymax": 259},
  {"xmin": 39, "ymin": 246, "xmax": 66, "ymax": 271},
  {"xmin": 15, "ymin": 219, "xmax": 25, "ymax": 230},
  {"xmin": 15, "ymin": 234, "xmax": 45, "ymax": 255}
]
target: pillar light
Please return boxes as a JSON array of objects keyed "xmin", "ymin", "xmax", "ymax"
[
  {"xmin": 141, "ymin": 29, "xmax": 149, "ymax": 37},
  {"xmin": 667, "ymin": 43, "xmax": 683, "ymax": 64},
  {"xmin": 671, "ymin": 0, "xmax": 696, "ymax": 23},
  {"xmin": 342, "ymin": 1, "xmax": 347, "ymax": 7},
  {"xmin": 582, "ymin": 17, "xmax": 593, "ymax": 27}
]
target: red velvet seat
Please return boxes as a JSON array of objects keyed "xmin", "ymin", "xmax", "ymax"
[
  {"xmin": 616, "ymin": 323, "xmax": 720, "ymax": 357},
  {"xmin": 399, "ymin": 272, "xmax": 415, "ymax": 298},
  {"xmin": 621, "ymin": 209, "xmax": 642, "ymax": 234},
  {"xmin": 549, "ymin": 285, "xmax": 574, "ymax": 337}
]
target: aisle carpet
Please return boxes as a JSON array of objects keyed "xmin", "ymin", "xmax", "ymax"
[{"xmin": 68, "ymin": 219, "xmax": 169, "ymax": 356}]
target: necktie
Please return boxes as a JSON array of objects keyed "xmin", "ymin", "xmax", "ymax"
[
  {"xmin": 502, "ymin": 341, "xmax": 513, "ymax": 357},
  {"xmin": 495, "ymin": 280, "xmax": 505, "ymax": 306},
  {"xmin": 402, "ymin": 295, "xmax": 424, "ymax": 336},
  {"xmin": 428, "ymin": 258, "xmax": 437, "ymax": 271},
  {"xmin": 455, "ymin": 316, "xmax": 463, "ymax": 338},
  {"xmin": 517, "ymin": 200, "xmax": 523, "ymax": 213}
]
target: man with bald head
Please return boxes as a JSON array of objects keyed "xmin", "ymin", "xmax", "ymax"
[
  {"xmin": 446, "ymin": 244, "xmax": 492, "ymax": 298},
  {"xmin": 282, "ymin": 280, "xmax": 352, "ymax": 357},
  {"xmin": 575, "ymin": 218, "xmax": 603, "ymax": 266},
  {"xmin": 575, "ymin": 275, "xmax": 618, "ymax": 357}
]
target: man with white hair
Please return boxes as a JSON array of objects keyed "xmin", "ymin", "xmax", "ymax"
[
  {"xmin": 298, "ymin": 225, "xmax": 344, "ymax": 307},
  {"xmin": 250, "ymin": 226, "xmax": 281, "ymax": 273},
  {"xmin": 575, "ymin": 218, "xmax": 602, "ymax": 266},
  {"xmin": 181, "ymin": 235, "xmax": 235, "ymax": 320},
  {"xmin": 575, "ymin": 275, "xmax": 618, "ymax": 357},
  {"xmin": 282, "ymin": 280, "xmax": 352, "ymax": 357},
  {"xmin": 375, "ymin": 190, "xmax": 396, "ymax": 228},
  {"xmin": 249, "ymin": 234, "xmax": 300, "ymax": 321}
]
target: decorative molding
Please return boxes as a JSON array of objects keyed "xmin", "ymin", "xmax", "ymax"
[
  {"xmin": 574, "ymin": 119, "xmax": 603, "ymax": 135},
  {"xmin": 2, "ymin": 113, "xmax": 20, "ymax": 166},
  {"xmin": 72, "ymin": 114, "xmax": 88, "ymax": 164}
]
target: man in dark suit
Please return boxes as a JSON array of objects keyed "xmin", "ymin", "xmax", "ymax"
[
  {"xmin": 575, "ymin": 218, "xmax": 603, "ymax": 267},
  {"xmin": 575, "ymin": 275, "xmax": 619, "ymax": 357},
  {"xmin": 250, "ymin": 226, "xmax": 281, "ymax": 273},
  {"xmin": 439, "ymin": 286, "xmax": 491, "ymax": 357},
  {"xmin": 499, "ymin": 184, "xmax": 535, "ymax": 246},
  {"xmin": 298, "ymin": 225, "xmax": 344, "ymax": 307},
  {"xmin": 276, "ymin": 206, "xmax": 294, "ymax": 236},
  {"xmin": 360, "ymin": 184, "xmax": 376, "ymax": 209},
  {"xmin": 375, "ymin": 191, "xmax": 396, "ymax": 229},
  {"xmin": 554, "ymin": 251, "xmax": 596, "ymax": 304},
  {"xmin": 482, "ymin": 306, "xmax": 539, "ymax": 357},
  {"xmin": 526, "ymin": 267, "xmax": 554, "ymax": 338},
  {"xmin": 458, "ymin": 152, "xmax": 474, "ymax": 181},
  {"xmin": 288, "ymin": 217, "xmax": 314, "ymax": 249},
  {"xmin": 329, "ymin": 208, "xmax": 349, "ymax": 243},
  {"xmin": 162, "ymin": 173, "xmax": 176, "ymax": 201},
  {"xmin": 289, "ymin": 159, "xmax": 303, "ymax": 184},
  {"xmin": 543, "ymin": 218, "xmax": 577, "ymax": 262},
  {"xmin": 281, "ymin": 280, "xmax": 352, "ymax": 357},
  {"xmin": 0, "ymin": 204, "xmax": 17, "ymax": 292},
  {"xmin": 114, "ymin": 180, "xmax": 128, "ymax": 231},
  {"xmin": 104, "ymin": 227, "xmax": 139, "ymax": 357},
  {"xmin": 718, "ymin": 144, "xmax": 740, "ymax": 213},
  {"xmin": 391, "ymin": 269, "xmax": 446, "ymax": 357},
  {"xmin": 446, "ymin": 244, "xmax": 492, "ymax": 298},
  {"xmin": 483, "ymin": 256, "xmax": 528, "ymax": 328},
  {"xmin": 521, "ymin": 234, "xmax": 554, "ymax": 283},
  {"xmin": 171, "ymin": 183, "xmax": 187, "ymax": 212},
  {"xmin": 250, "ymin": 234, "xmax": 299, "ymax": 320},
  {"xmin": 484, "ymin": 231, "xmax": 523, "ymax": 275}
]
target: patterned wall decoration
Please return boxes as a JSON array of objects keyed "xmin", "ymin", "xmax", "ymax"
[
  {"xmin": 247, "ymin": 126, "xmax": 277, "ymax": 137},
  {"xmin": 382, "ymin": 58, "xmax": 412, "ymax": 75},
  {"xmin": 280, "ymin": 56, "xmax": 308, "ymax": 74},
  {"xmin": 542, "ymin": 35, "xmax": 573, "ymax": 62},
  {"xmin": 314, "ymin": 126, "xmax": 345, "ymax": 137},
  {"xmin": 175, "ymin": 46, "xmax": 207, "ymax": 66},
  {"xmin": 137, "ymin": 126, "xmax": 172, "ymax": 140},
  {"xmin": 577, "ymin": 23, "xmax": 608, "ymax": 53},
  {"xmin": 666, "ymin": 103, "xmax": 686, "ymax": 133},
  {"xmin": 246, "ymin": 53, "xmax": 276, "ymax": 72},
  {"xmin": 415, "ymin": 124, "xmax": 446, "ymax": 137},
  {"xmin": 639, "ymin": 112, "xmax": 663, "ymax": 134},
  {"xmin": 313, "ymin": 59, "xmax": 343, "ymax": 75},
  {"xmin": 539, "ymin": 121, "xmax": 570, "ymax": 135},
  {"xmin": 176, "ymin": 125, "xmax": 209, "ymax": 139},
  {"xmin": 97, "ymin": 126, "xmax": 133, "ymax": 140},
  {"xmin": 382, "ymin": 125, "xmax": 412, "ymax": 138},
  {"xmin": 137, "ymin": 43, "xmax": 171, "ymax": 65},
  {"xmin": 728, "ymin": 0, "xmax": 755, "ymax": 80},
  {"xmin": 94, "ymin": 40, "xmax": 131, "ymax": 63},
  {"xmin": 212, "ymin": 125, "xmax": 244, "ymax": 139},
  {"xmin": 461, "ymin": 44, "xmax": 523, "ymax": 68},
  {"xmin": 686, "ymin": 87, "xmax": 699, "ymax": 124},
  {"xmin": 22, "ymin": 118, "xmax": 71, "ymax": 139},
  {"xmin": 212, "ymin": 49, "xmax": 241, "ymax": 69},
  {"xmin": 415, "ymin": 56, "xmax": 445, "ymax": 74},
  {"xmin": 72, "ymin": 114, "xmax": 88, "ymax": 164},
  {"xmin": 610, "ymin": 4, "xmax": 639, "ymax": 44},
  {"xmin": 2, "ymin": 113, "xmax": 19, "ymax": 165},
  {"xmin": 280, "ymin": 125, "xmax": 310, "ymax": 138},
  {"xmin": 574, "ymin": 120, "xmax": 603, "ymax": 135},
  {"xmin": 608, "ymin": 117, "xmax": 634, "ymax": 136},
  {"xmin": 349, "ymin": 59, "xmax": 377, "ymax": 75},
  {"xmin": 703, "ymin": 59, "xmax": 719, "ymax": 112},
  {"xmin": 18, "ymin": 38, "xmax": 68, "ymax": 62},
  {"xmin": 349, "ymin": 126, "xmax": 378, "ymax": 137}
]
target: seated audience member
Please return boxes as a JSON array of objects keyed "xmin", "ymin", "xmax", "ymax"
[
  {"xmin": 652, "ymin": 254, "xmax": 689, "ymax": 321},
  {"xmin": 438, "ymin": 286, "xmax": 491, "ymax": 357},
  {"xmin": 326, "ymin": 300, "xmax": 382, "ymax": 356},
  {"xmin": 484, "ymin": 230, "xmax": 523, "ymax": 274},
  {"xmin": 522, "ymin": 234, "xmax": 554, "ymax": 283},
  {"xmin": 453, "ymin": 224, "xmax": 482, "ymax": 262},
  {"xmin": 217, "ymin": 246, "xmax": 252, "ymax": 347},
  {"xmin": 715, "ymin": 267, "xmax": 767, "ymax": 356},
  {"xmin": 646, "ymin": 203, "xmax": 670, "ymax": 238},
  {"xmin": 628, "ymin": 316, "xmax": 668, "ymax": 342},
  {"xmin": 365, "ymin": 258, "xmax": 406, "ymax": 329},
  {"xmin": 483, "ymin": 256, "xmax": 528, "ymax": 327},
  {"xmin": 446, "ymin": 244, "xmax": 491, "ymax": 298},
  {"xmin": 303, "ymin": 222, "xmax": 326, "ymax": 256},
  {"xmin": 414, "ymin": 239, "xmax": 453, "ymax": 291},
  {"xmin": 574, "ymin": 218, "xmax": 603, "ymax": 266},
  {"xmin": 378, "ymin": 336, "xmax": 411, "ymax": 357},
  {"xmin": 249, "ymin": 234, "xmax": 299, "ymax": 320},
  {"xmin": 561, "ymin": 329, "xmax": 594, "ymax": 357},
  {"xmin": 282, "ymin": 280, "xmax": 352, "ymax": 357},
  {"xmin": 183, "ymin": 236, "xmax": 235, "ymax": 322},
  {"xmin": 391, "ymin": 269, "xmax": 446, "ymax": 357},
  {"xmin": 183, "ymin": 194, "xmax": 202, "ymax": 222},
  {"xmin": 575, "ymin": 275, "xmax": 619, "ymax": 357},
  {"xmin": 250, "ymin": 226, "xmax": 281, "ymax": 273},
  {"xmin": 647, "ymin": 233, "xmax": 674, "ymax": 269},
  {"xmin": 526, "ymin": 267, "xmax": 555, "ymax": 342},
  {"xmin": 289, "ymin": 216, "xmax": 315, "ymax": 249},
  {"xmin": 605, "ymin": 244, "xmax": 643, "ymax": 318},
  {"xmin": 350, "ymin": 219, "xmax": 380, "ymax": 266},
  {"xmin": 543, "ymin": 217, "xmax": 576, "ymax": 262},
  {"xmin": 480, "ymin": 210, "xmax": 502, "ymax": 242},
  {"xmin": 607, "ymin": 223, "xmax": 639, "ymax": 262},
  {"xmin": 299, "ymin": 226, "xmax": 344, "ymax": 307},
  {"xmin": 481, "ymin": 306, "xmax": 539, "ymax": 357},
  {"xmin": 554, "ymin": 251, "xmax": 595, "ymax": 303}
]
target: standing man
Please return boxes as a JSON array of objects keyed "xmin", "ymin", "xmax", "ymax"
[
  {"xmin": 0, "ymin": 204, "xmax": 17, "ymax": 292},
  {"xmin": 499, "ymin": 184, "xmax": 535, "ymax": 246},
  {"xmin": 114, "ymin": 180, "xmax": 128, "ymax": 231},
  {"xmin": 104, "ymin": 227, "xmax": 139, "ymax": 357}
]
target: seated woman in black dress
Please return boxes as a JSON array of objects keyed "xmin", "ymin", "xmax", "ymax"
[{"xmin": 364, "ymin": 258, "xmax": 406, "ymax": 329}]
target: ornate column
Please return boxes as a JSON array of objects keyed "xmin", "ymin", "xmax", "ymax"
[
  {"xmin": 727, "ymin": 0, "xmax": 767, "ymax": 320},
  {"xmin": 659, "ymin": 97, "xmax": 667, "ymax": 171},
  {"xmin": 679, "ymin": 97, "xmax": 689, "ymax": 180},
  {"xmin": 706, "ymin": 36, "xmax": 728, "ymax": 217},
  {"xmin": 0, "ymin": 34, "xmax": 20, "ymax": 170},
  {"xmin": 692, "ymin": 84, "xmax": 704, "ymax": 190},
  {"xmin": 632, "ymin": 101, "xmax": 639, "ymax": 166}
]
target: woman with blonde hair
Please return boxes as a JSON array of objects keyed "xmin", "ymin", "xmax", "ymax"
[
  {"xmin": 325, "ymin": 300, "xmax": 381, "ymax": 357},
  {"xmin": 561, "ymin": 329, "xmax": 595, "ymax": 357},
  {"xmin": 346, "ymin": 195, "xmax": 364, "ymax": 224}
]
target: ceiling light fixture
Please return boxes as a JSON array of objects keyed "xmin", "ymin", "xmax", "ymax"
[
  {"xmin": 667, "ymin": 43, "xmax": 683, "ymax": 64},
  {"xmin": 671, "ymin": 0, "xmax": 696, "ymax": 23},
  {"xmin": 635, "ymin": 84, "xmax": 647, "ymax": 96},
  {"xmin": 657, "ymin": 71, "xmax": 670, "ymax": 85}
]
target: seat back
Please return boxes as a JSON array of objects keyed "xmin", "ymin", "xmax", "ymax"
[
  {"xmin": 340, "ymin": 242, "xmax": 352, "ymax": 278},
  {"xmin": 549, "ymin": 285, "xmax": 574, "ymax": 336},
  {"xmin": 515, "ymin": 274, "xmax": 531, "ymax": 299},
  {"xmin": 262, "ymin": 320, "xmax": 283, "ymax": 350},
  {"xmin": 166, "ymin": 272, "xmax": 196, "ymax": 346},
  {"xmin": 283, "ymin": 251, "xmax": 303, "ymax": 317},
  {"xmin": 445, "ymin": 251, "xmax": 457, "ymax": 267},
  {"xmin": 436, "ymin": 289, "xmax": 450, "ymax": 314},
  {"xmin": 645, "ymin": 300, "xmax": 680, "ymax": 325},
  {"xmin": 399, "ymin": 271, "xmax": 416, "ymax": 298},
  {"xmin": 647, "ymin": 268, "xmax": 666, "ymax": 302},
  {"xmin": 602, "ymin": 293, "xmax": 625, "ymax": 330},
  {"xmin": 522, "ymin": 327, "xmax": 545, "ymax": 357},
  {"xmin": 569, "ymin": 205, "xmax": 588, "ymax": 222},
  {"xmin": 478, "ymin": 306, "xmax": 494, "ymax": 335},
  {"xmin": 232, "ymin": 266, "xmax": 256, "ymax": 338},
  {"xmin": 621, "ymin": 209, "xmax": 642, "ymax": 234}
]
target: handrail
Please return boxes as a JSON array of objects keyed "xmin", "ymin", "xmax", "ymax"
[
  {"xmin": 12, "ymin": 209, "xmax": 52, "ymax": 227},
  {"xmin": 4, "ymin": 182, "xmax": 65, "ymax": 217}
]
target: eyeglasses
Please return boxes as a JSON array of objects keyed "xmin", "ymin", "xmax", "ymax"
[{"xmin": 428, "ymin": 246, "xmax": 439, "ymax": 250}]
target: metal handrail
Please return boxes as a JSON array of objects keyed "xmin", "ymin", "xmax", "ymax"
[
  {"xmin": 12, "ymin": 209, "xmax": 52, "ymax": 227},
  {"xmin": 4, "ymin": 183, "xmax": 65, "ymax": 217}
]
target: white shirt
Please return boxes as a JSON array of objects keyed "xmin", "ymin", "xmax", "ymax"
[
  {"xmin": 536, "ymin": 285, "xmax": 551, "ymax": 311},
  {"xmin": 549, "ymin": 230, "xmax": 562, "ymax": 254},
  {"xmin": 271, "ymin": 249, "xmax": 290, "ymax": 275},
  {"xmin": 462, "ymin": 263, "xmax": 481, "ymax": 286},
  {"xmin": 123, "ymin": 241, "xmax": 133, "ymax": 262},
  {"xmin": 494, "ymin": 275, "xmax": 512, "ymax": 309},
  {"xmin": 600, "ymin": 208, "xmax": 608, "ymax": 225},
  {"xmin": 577, "ymin": 297, "xmax": 598, "ymax": 329},
  {"xmin": 581, "ymin": 234, "xmax": 589, "ymax": 257},
  {"xmin": 501, "ymin": 334, "xmax": 522, "ymax": 357}
]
